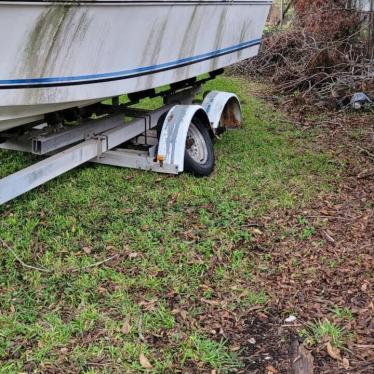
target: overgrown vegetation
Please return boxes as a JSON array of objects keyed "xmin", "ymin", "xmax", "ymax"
[{"xmin": 234, "ymin": 0, "xmax": 374, "ymax": 108}]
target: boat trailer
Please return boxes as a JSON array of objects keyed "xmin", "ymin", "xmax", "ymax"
[{"xmin": 0, "ymin": 79, "xmax": 242, "ymax": 206}]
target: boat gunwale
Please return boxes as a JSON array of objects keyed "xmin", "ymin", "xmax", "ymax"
[{"xmin": 0, "ymin": 0, "xmax": 273, "ymax": 6}]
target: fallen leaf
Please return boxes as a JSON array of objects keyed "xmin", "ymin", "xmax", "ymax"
[
  {"xmin": 342, "ymin": 357, "xmax": 350, "ymax": 369},
  {"xmin": 201, "ymin": 298, "xmax": 220, "ymax": 306},
  {"xmin": 258, "ymin": 312, "xmax": 268, "ymax": 321},
  {"xmin": 252, "ymin": 228, "xmax": 263, "ymax": 235},
  {"xmin": 121, "ymin": 319, "xmax": 131, "ymax": 334},
  {"xmin": 266, "ymin": 365, "xmax": 278, "ymax": 373},
  {"xmin": 180, "ymin": 309, "xmax": 187, "ymax": 320},
  {"xmin": 323, "ymin": 230, "xmax": 335, "ymax": 243},
  {"xmin": 230, "ymin": 345, "xmax": 241, "ymax": 352},
  {"xmin": 139, "ymin": 298, "xmax": 158, "ymax": 311},
  {"xmin": 98, "ymin": 287, "xmax": 107, "ymax": 295},
  {"xmin": 82, "ymin": 246, "xmax": 92, "ymax": 254},
  {"xmin": 326, "ymin": 342, "xmax": 342, "ymax": 361},
  {"xmin": 139, "ymin": 353, "xmax": 153, "ymax": 369}
]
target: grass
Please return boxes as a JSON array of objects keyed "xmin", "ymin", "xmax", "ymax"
[
  {"xmin": 331, "ymin": 306, "xmax": 354, "ymax": 321},
  {"xmin": 0, "ymin": 76, "xmax": 337, "ymax": 372},
  {"xmin": 301, "ymin": 320, "xmax": 348, "ymax": 349},
  {"xmin": 181, "ymin": 334, "xmax": 242, "ymax": 370}
]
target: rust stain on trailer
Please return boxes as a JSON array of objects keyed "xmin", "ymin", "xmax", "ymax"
[{"xmin": 221, "ymin": 100, "xmax": 241, "ymax": 128}]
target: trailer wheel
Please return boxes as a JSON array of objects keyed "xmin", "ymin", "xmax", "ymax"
[{"xmin": 184, "ymin": 118, "xmax": 214, "ymax": 177}]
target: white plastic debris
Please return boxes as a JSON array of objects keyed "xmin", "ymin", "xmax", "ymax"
[
  {"xmin": 285, "ymin": 315, "xmax": 297, "ymax": 323},
  {"xmin": 350, "ymin": 92, "xmax": 373, "ymax": 110}
]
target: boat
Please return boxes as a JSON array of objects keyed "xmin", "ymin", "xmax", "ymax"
[{"xmin": 0, "ymin": 0, "xmax": 271, "ymax": 132}]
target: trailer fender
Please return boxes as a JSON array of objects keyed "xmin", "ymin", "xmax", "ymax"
[
  {"xmin": 202, "ymin": 91, "xmax": 242, "ymax": 132},
  {"xmin": 157, "ymin": 105, "xmax": 211, "ymax": 173}
]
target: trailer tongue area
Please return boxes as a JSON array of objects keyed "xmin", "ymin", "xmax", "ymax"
[{"xmin": 0, "ymin": 73, "xmax": 242, "ymax": 205}]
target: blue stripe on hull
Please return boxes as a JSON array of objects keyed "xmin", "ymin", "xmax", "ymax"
[{"xmin": 0, "ymin": 38, "xmax": 261, "ymax": 88}]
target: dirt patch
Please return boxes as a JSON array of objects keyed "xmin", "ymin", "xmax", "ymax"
[{"xmin": 242, "ymin": 313, "xmax": 292, "ymax": 373}]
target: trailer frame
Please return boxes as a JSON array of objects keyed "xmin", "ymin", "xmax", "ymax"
[{"xmin": 0, "ymin": 77, "xmax": 242, "ymax": 206}]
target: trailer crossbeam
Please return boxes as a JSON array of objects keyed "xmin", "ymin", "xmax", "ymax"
[{"xmin": 0, "ymin": 106, "xmax": 170, "ymax": 205}]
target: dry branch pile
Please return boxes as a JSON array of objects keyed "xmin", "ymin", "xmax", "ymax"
[{"xmin": 235, "ymin": 0, "xmax": 374, "ymax": 109}]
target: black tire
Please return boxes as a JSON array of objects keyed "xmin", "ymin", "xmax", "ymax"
[{"xmin": 184, "ymin": 118, "xmax": 215, "ymax": 177}]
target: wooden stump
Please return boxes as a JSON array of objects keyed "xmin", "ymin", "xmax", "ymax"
[{"xmin": 290, "ymin": 337, "xmax": 314, "ymax": 374}]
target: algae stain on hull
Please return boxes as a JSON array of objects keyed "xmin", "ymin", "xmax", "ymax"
[
  {"xmin": 19, "ymin": 5, "xmax": 91, "ymax": 79},
  {"xmin": 210, "ymin": 6, "xmax": 228, "ymax": 71},
  {"xmin": 140, "ymin": 10, "xmax": 171, "ymax": 89},
  {"xmin": 175, "ymin": 5, "xmax": 205, "ymax": 79},
  {"xmin": 237, "ymin": 20, "xmax": 251, "ymax": 60},
  {"xmin": 179, "ymin": 5, "xmax": 202, "ymax": 59},
  {"xmin": 21, "ymin": 5, "xmax": 73, "ymax": 78},
  {"xmin": 15, "ymin": 5, "xmax": 92, "ymax": 103}
]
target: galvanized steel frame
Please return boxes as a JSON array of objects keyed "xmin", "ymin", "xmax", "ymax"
[{"xmin": 0, "ymin": 87, "xmax": 242, "ymax": 205}]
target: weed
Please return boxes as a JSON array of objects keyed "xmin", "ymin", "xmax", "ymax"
[
  {"xmin": 301, "ymin": 320, "xmax": 346, "ymax": 348},
  {"xmin": 245, "ymin": 290, "xmax": 268, "ymax": 306},
  {"xmin": 181, "ymin": 334, "xmax": 242, "ymax": 370},
  {"xmin": 331, "ymin": 306, "xmax": 354, "ymax": 321}
]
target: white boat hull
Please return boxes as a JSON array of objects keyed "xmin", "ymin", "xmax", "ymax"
[{"xmin": 0, "ymin": 0, "xmax": 271, "ymax": 131}]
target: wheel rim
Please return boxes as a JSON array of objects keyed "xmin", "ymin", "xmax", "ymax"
[{"xmin": 185, "ymin": 122, "xmax": 209, "ymax": 164}]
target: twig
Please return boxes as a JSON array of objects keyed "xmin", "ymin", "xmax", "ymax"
[
  {"xmin": 1, "ymin": 239, "xmax": 119, "ymax": 274},
  {"xmin": 357, "ymin": 168, "xmax": 374, "ymax": 178},
  {"xmin": 0, "ymin": 239, "xmax": 51, "ymax": 273},
  {"xmin": 86, "ymin": 362, "xmax": 109, "ymax": 367},
  {"xmin": 138, "ymin": 316, "xmax": 146, "ymax": 342},
  {"xmin": 281, "ymin": 323, "xmax": 303, "ymax": 327},
  {"xmin": 356, "ymin": 146, "xmax": 374, "ymax": 160},
  {"xmin": 241, "ymin": 222, "xmax": 262, "ymax": 228},
  {"xmin": 69, "ymin": 254, "xmax": 119, "ymax": 273},
  {"xmin": 305, "ymin": 215, "xmax": 353, "ymax": 221}
]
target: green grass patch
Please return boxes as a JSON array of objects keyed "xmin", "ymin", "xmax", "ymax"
[
  {"xmin": 331, "ymin": 306, "xmax": 354, "ymax": 321},
  {"xmin": 0, "ymin": 76, "xmax": 337, "ymax": 372},
  {"xmin": 181, "ymin": 334, "xmax": 242, "ymax": 370},
  {"xmin": 301, "ymin": 320, "xmax": 351, "ymax": 349}
]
